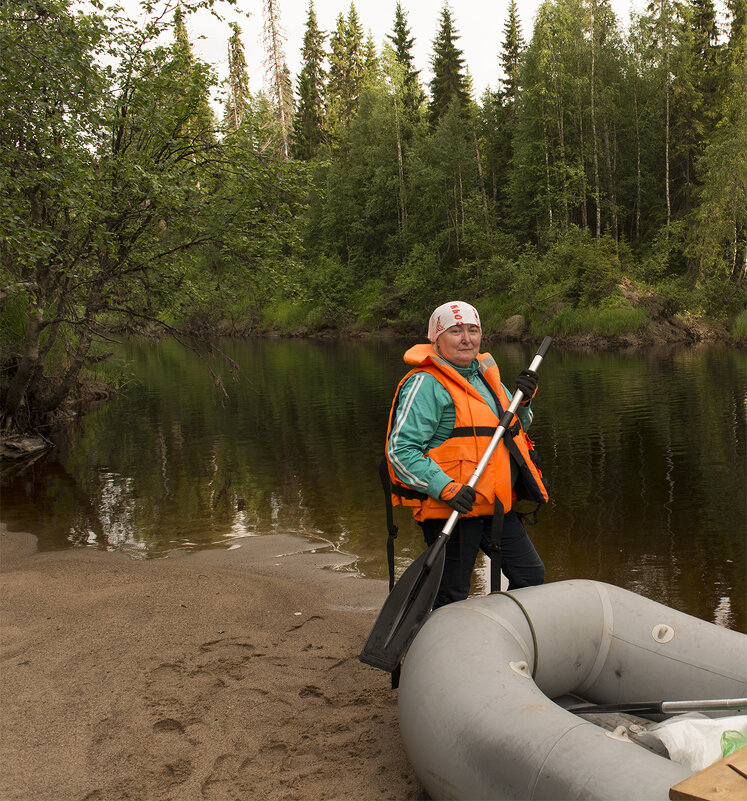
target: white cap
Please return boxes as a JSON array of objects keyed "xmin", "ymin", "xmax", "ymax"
[{"xmin": 427, "ymin": 301, "xmax": 481, "ymax": 342}]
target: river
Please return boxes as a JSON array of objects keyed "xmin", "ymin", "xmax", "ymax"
[{"xmin": 2, "ymin": 337, "xmax": 745, "ymax": 631}]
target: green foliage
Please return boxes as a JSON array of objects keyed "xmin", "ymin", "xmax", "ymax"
[
  {"xmin": 732, "ymin": 310, "xmax": 747, "ymax": 339},
  {"xmin": 646, "ymin": 275, "xmax": 692, "ymax": 317},
  {"xmin": 480, "ymin": 254, "xmax": 520, "ymax": 297},
  {"xmin": 326, "ymin": 6, "xmax": 365, "ymax": 146},
  {"xmin": 386, "ymin": 1, "xmax": 423, "ymax": 113},
  {"xmin": 292, "ymin": 1, "xmax": 327, "ymax": 159},
  {"xmin": 474, "ymin": 291, "xmax": 522, "ymax": 332},
  {"xmin": 288, "ymin": 254, "xmax": 358, "ymax": 328},
  {"xmin": 224, "ymin": 22, "xmax": 251, "ymax": 130},
  {"xmin": 348, "ymin": 278, "xmax": 401, "ymax": 329},
  {"xmin": 2, "ymin": 0, "xmax": 743, "ymax": 438},
  {"xmin": 393, "ymin": 243, "xmax": 444, "ymax": 314},
  {"xmin": 539, "ymin": 301, "xmax": 649, "ymax": 336},
  {"xmin": 262, "ymin": 297, "xmax": 315, "ymax": 332},
  {"xmin": 0, "ymin": 0, "xmax": 308, "ymax": 430},
  {"xmin": 499, "ymin": 0, "xmax": 526, "ymax": 102},
  {"xmin": 428, "ymin": 4, "xmax": 472, "ymax": 125},
  {"xmin": 637, "ymin": 220, "xmax": 689, "ymax": 282},
  {"xmin": 503, "ymin": 227, "xmax": 625, "ymax": 309},
  {"xmin": 685, "ymin": 54, "xmax": 747, "ymax": 289},
  {"xmin": 0, "ymin": 293, "xmax": 29, "ymax": 348},
  {"xmin": 549, "ymin": 228, "xmax": 625, "ymax": 305}
]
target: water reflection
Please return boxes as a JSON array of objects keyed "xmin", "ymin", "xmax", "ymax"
[{"xmin": 1, "ymin": 337, "xmax": 744, "ymax": 631}]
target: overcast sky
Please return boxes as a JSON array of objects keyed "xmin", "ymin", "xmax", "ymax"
[{"xmin": 121, "ymin": 0, "xmax": 649, "ymax": 101}]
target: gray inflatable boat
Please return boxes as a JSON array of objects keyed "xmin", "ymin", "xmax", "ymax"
[{"xmin": 397, "ymin": 579, "xmax": 747, "ymax": 801}]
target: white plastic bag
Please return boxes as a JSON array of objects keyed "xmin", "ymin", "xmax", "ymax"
[{"xmin": 645, "ymin": 712, "xmax": 747, "ymax": 773}]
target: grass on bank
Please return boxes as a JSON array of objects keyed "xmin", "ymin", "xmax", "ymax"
[
  {"xmin": 733, "ymin": 310, "xmax": 747, "ymax": 340},
  {"xmin": 539, "ymin": 304, "xmax": 649, "ymax": 337}
]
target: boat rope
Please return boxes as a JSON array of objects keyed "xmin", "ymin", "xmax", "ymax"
[{"xmin": 491, "ymin": 591, "xmax": 539, "ymax": 679}]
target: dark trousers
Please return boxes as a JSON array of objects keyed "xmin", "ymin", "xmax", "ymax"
[{"xmin": 420, "ymin": 512, "xmax": 545, "ymax": 609}]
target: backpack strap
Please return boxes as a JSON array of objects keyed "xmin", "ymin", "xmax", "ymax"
[
  {"xmin": 378, "ymin": 456, "xmax": 402, "ymax": 689},
  {"xmin": 378, "ymin": 456, "xmax": 398, "ymax": 591},
  {"xmin": 489, "ymin": 496, "xmax": 504, "ymax": 593}
]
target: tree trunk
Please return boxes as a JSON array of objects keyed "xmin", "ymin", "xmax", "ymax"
[
  {"xmin": 543, "ymin": 118, "xmax": 553, "ymax": 229},
  {"xmin": 393, "ymin": 94, "xmax": 407, "ymax": 229},
  {"xmin": 458, "ymin": 164, "xmax": 465, "ymax": 234},
  {"xmin": 738, "ymin": 247, "xmax": 746, "ymax": 290},
  {"xmin": 731, "ymin": 220, "xmax": 739, "ymax": 279},
  {"xmin": 552, "ymin": 66, "xmax": 569, "ymax": 227},
  {"xmin": 602, "ymin": 120, "xmax": 618, "ymax": 241},
  {"xmin": 36, "ymin": 325, "xmax": 95, "ymax": 413},
  {"xmin": 452, "ymin": 174, "xmax": 460, "ymax": 255},
  {"xmin": 590, "ymin": 0, "xmax": 602, "ymax": 240},
  {"xmin": 665, "ymin": 74, "xmax": 671, "ymax": 237},
  {"xmin": 472, "ymin": 131, "xmax": 490, "ymax": 230},
  {"xmin": 264, "ymin": 0, "xmax": 291, "ymax": 161},
  {"xmin": 577, "ymin": 55, "xmax": 588, "ymax": 230},
  {"xmin": 2, "ymin": 306, "xmax": 44, "ymax": 427},
  {"xmin": 634, "ymin": 82, "xmax": 642, "ymax": 243},
  {"xmin": 663, "ymin": 0, "xmax": 672, "ymax": 238}
]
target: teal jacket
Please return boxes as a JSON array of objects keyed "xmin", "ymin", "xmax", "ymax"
[{"xmin": 386, "ymin": 358, "xmax": 532, "ymax": 502}]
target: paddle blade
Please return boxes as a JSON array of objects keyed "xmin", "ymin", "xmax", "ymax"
[{"xmin": 359, "ymin": 545, "xmax": 445, "ymax": 672}]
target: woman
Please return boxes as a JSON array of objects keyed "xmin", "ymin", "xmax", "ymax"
[{"xmin": 385, "ymin": 300, "xmax": 549, "ymax": 608}]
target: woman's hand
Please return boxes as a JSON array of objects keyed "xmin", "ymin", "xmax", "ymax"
[
  {"xmin": 440, "ymin": 482, "xmax": 476, "ymax": 513},
  {"xmin": 515, "ymin": 369, "xmax": 538, "ymax": 403}
]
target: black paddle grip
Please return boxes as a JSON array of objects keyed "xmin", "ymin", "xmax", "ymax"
[{"xmin": 537, "ymin": 336, "xmax": 552, "ymax": 358}]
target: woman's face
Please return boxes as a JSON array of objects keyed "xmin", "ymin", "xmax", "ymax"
[{"xmin": 436, "ymin": 324, "xmax": 482, "ymax": 367}]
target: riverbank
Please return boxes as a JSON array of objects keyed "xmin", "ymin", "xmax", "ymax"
[
  {"xmin": 224, "ymin": 307, "xmax": 741, "ymax": 351},
  {"xmin": 0, "ymin": 525, "xmax": 425, "ymax": 801}
]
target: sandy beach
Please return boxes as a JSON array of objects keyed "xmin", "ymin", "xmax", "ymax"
[{"xmin": 0, "ymin": 525, "xmax": 425, "ymax": 801}]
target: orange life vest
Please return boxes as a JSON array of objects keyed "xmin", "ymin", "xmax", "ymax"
[{"xmin": 386, "ymin": 344, "xmax": 550, "ymax": 521}]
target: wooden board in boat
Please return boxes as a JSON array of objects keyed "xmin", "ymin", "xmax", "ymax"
[{"xmin": 669, "ymin": 746, "xmax": 747, "ymax": 800}]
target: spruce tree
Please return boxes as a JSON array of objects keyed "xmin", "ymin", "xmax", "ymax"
[
  {"xmin": 687, "ymin": 0, "xmax": 722, "ymax": 171},
  {"xmin": 643, "ymin": 0, "xmax": 680, "ymax": 234},
  {"xmin": 224, "ymin": 22, "xmax": 250, "ymax": 130},
  {"xmin": 172, "ymin": 8, "xmax": 216, "ymax": 144},
  {"xmin": 673, "ymin": 0, "xmax": 721, "ymax": 209},
  {"xmin": 327, "ymin": 4, "xmax": 365, "ymax": 144},
  {"xmin": 428, "ymin": 4, "xmax": 471, "ymax": 126},
  {"xmin": 327, "ymin": 12, "xmax": 347, "ymax": 142},
  {"xmin": 293, "ymin": 1, "xmax": 327, "ymax": 159},
  {"xmin": 499, "ymin": 0, "xmax": 525, "ymax": 103},
  {"xmin": 263, "ymin": 0, "xmax": 294, "ymax": 160},
  {"xmin": 482, "ymin": 1, "xmax": 526, "ymax": 221},
  {"xmin": 363, "ymin": 31, "xmax": 380, "ymax": 86},
  {"xmin": 726, "ymin": 0, "xmax": 747, "ymax": 62},
  {"xmin": 686, "ymin": 0, "xmax": 747, "ymax": 288},
  {"xmin": 345, "ymin": 3, "xmax": 365, "ymax": 98},
  {"xmin": 386, "ymin": 1, "xmax": 423, "ymax": 112}
]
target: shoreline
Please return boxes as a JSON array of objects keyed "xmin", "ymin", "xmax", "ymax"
[{"xmin": 0, "ymin": 525, "xmax": 425, "ymax": 801}]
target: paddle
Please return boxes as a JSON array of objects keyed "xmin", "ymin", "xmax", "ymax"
[
  {"xmin": 568, "ymin": 698, "xmax": 747, "ymax": 716},
  {"xmin": 359, "ymin": 336, "xmax": 553, "ymax": 673}
]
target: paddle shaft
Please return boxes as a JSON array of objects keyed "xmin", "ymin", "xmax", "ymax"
[
  {"xmin": 569, "ymin": 697, "xmax": 747, "ymax": 715},
  {"xmin": 423, "ymin": 336, "xmax": 552, "ymax": 573}
]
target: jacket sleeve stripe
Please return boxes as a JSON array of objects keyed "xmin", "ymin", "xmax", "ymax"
[{"xmin": 387, "ymin": 373, "xmax": 430, "ymax": 490}]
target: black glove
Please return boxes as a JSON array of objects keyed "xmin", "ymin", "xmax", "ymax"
[
  {"xmin": 515, "ymin": 369, "xmax": 538, "ymax": 403},
  {"xmin": 440, "ymin": 482, "xmax": 477, "ymax": 513}
]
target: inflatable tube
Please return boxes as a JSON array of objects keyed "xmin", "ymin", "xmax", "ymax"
[{"xmin": 397, "ymin": 580, "xmax": 747, "ymax": 801}]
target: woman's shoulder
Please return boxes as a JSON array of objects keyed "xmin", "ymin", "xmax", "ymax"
[{"xmin": 400, "ymin": 370, "xmax": 451, "ymax": 404}]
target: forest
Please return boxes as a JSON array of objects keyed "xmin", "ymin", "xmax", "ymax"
[{"xmin": 1, "ymin": 0, "xmax": 746, "ymax": 432}]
